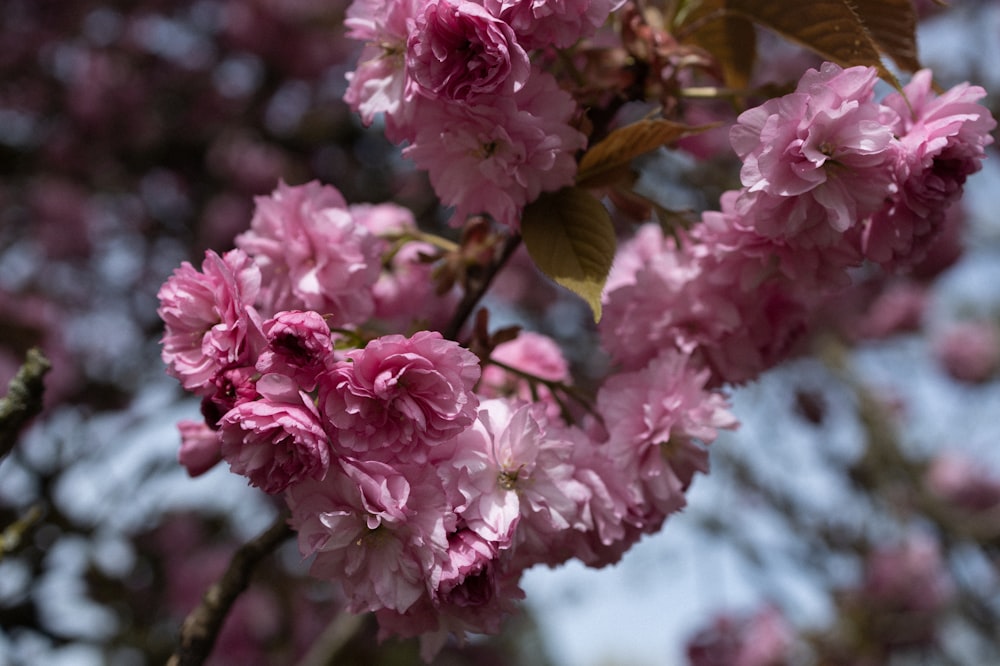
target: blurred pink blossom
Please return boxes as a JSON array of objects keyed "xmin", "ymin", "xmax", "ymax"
[
  {"xmin": 686, "ymin": 605, "xmax": 794, "ymax": 666},
  {"xmin": 932, "ymin": 320, "xmax": 1000, "ymax": 383},
  {"xmin": 926, "ymin": 452, "xmax": 1000, "ymax": 513}
]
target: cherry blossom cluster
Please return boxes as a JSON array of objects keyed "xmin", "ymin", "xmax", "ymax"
[
  {"xmin": 157, "ymin": 180, "xmax": 736, "ymax": 657},
  {"xmin": 601, "ymin": 63, "xmax": 996, "ymax": 386},
  {"xmin": 156, "ymin": 58, "xmax": 996, "ymax": 656},
  {"xmin": 341, "ymin": 0, "xmax": 622, "ymax": 228}
]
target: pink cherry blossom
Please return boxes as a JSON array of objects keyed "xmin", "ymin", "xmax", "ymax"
[
  {"xmin": 600, "ymin": 229, "xmax": 739, "ymax": 372},
  {"xmin": 255, "ymin": 310, "xmax": 336, "ymax": 391},
  {"xmin": 286, "ymin": 457, "xmax": 451, "ymax": 614},
  {"xmin": 479, "ymin": 331, "xmax": 571, "ymax": 417},
  {"xmin": 597, "ymin": 349, "xmax": 736, "ymax": 519},
  {"xmin": 686, "ymin": 606, "xmax": 794, "ymax": 666},
  {"xmin": 695, "ymin": 190, "xmax": 861, "ymax": 292},
  {"xmin": 407, "ymin": 0, "xmax": 530, "ymax": 102},
  {"xmin": 219, "ymin": 388, "xmax": 331, "ymax": 494},
  {"xmin": 861, "ymin": 70, "xmax": 996, "ymax": 268},
  {"xmin": 371, "ymin": 526, "xmax": 524, "ymax": 660},
  {"xmin": 932, "ymin": 320, "xmax": 1000, "ymax": 384},
  {"xmin": 342, "ymin": 0, "xmax": 423, "ymax": 137},
  {"xmin": 372, "ymin": 238, "xmax": 460, "ymax": 332},
  {"xmin": 700, "ymin": 280, "xmax": 817, "ymax": 386},
  {"xmin": 925, "ymin": 452, "xmax": 1000, "ymax": 514},
  {"xmin": 373, "ymin": 556, "xmax": 524, "ymax": 661},
  {"xmin": 730, "ymin": 63, "xmax": 899, "ymax": 247},
  {"xmin": 318, "ymin": 331, "xmax": 481, "ymax": 459},
  {"xmin": 177, "ymin": 419, "xmax": 223, "ymax": 477},
  {"xmin": 861, "ymin": 533, "xmax": 954, "ymax": 617},
  {"xmin": 200, "ymin": 366, "xmax": 259, "ymax": 429},
  {"xmin": 235, "ymin": 180, "xmax": 381, "ymax": 326},
  {"xmin": 351, "ymin": 201, "xmax": 460, "ymax": 332},
  {"xmin": 158, "ymin": 248, "xmax": 264, "ymax": 395},
  {"xmin": 852, "ymin": 281, "xmax": 928, "ymax": 340},
  {"xmin": 484, "ymin": 0, "xmax": 624, "ymax": 50},
  {"xmin": 446, "ymin": 398, "xmax": 591, "ymax": 568},
  {"xmin": 402, "ymin": 68, "xmax": 585, "ymax": 228},
  {"xmin": 560, "ymin": 429, "xmax": 639, "ymax": 568}
]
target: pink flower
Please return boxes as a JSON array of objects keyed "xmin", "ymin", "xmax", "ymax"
[
  {"xmin": 597, "ymin": 350, "xmax": 736, "ymax": 519},
  {"xmin": 686, "ymin": 606, "xmax": 794, "ymax": 666},
  {"xmin": 402, "ymin": 68, "xmax": 585, "ymax": 228},
  {"xmin": 560, "ymin": 431, "xmax": 639, "ymax": 568},
  {"xmin": 695, "ymin": 190, "xmax": 861, "ymax": 292},
  {"xmin": 925, "ymin": 452, "xmax": 1000, "ymax": 514},
  {"xmin": 342, "ymin": 0, "xmax": 422, "ymax": 136},
  {"xmin": 372, "ymin": 239, "xmax": 459, "ymax": 332},
  {"xmin": 603, "ymin": 222, "xmax": 676, "ymax": 294},
  {"xmin": 601, "ymin": 199, "xmax": 831, "ymax": 385},
  {"xmin": 861, "ymin": 533, "xmax": 954, "ymax": 617},
  {"xmin": 286, "ymin": 457, "xmax": 451, "ymax": 614},
  {"xmin": 200, "ymin": 365, "xmax": 258, "ymax": 429},
  {"xmin": 255, "ymin": 310, "xmax": 336, "ymax": 391},
  {"xmin": 730, "ymin": 63, "xmax": 899, "ymax": 247},
  {"xmin": 446, "ymin": 398, "xmax": 591, "ymax": 568},
  {"xmin": 235, "ymin": 181, "xmax": 381, "ymax": 326},
  {"xmin": 484, "ymin": 0, "xmax": 623, "ymax": 49},
  {"xmin": 318, "ymin": 331, "xmax": 480, "ymax": 459},
  {"xmin": 219, "ymin": 388, "xmax": 331, "ymax": 494},
  {"xmin": 407, "ymin": 0, "xmax": 530, "ymax": 102},
  {"xmin": 351, "ymin": 200, "xmax": 417, "ymax": 236},
  {"xmin": 373, "ymin": 556, "xmax": 524, "ymax": 661},
  {"xmin": 158, "ymin": 249, "xmax": 264, "ymax": 395},
  {"xmin": 932, "ymin": 320, "xmax": 1000, "ymax": 384},
  {"xmin": 479, "ymin": 331, "xmax": 570, "ymax": 417},
  {"xmin": 861, "ymin": 70, "xmax": 996, "ymax": 268},
  {"xmin": 699, "ymin": 280, "xmax": 817, "ymax": 386},
  {"xmin": 432, "ymin": 528, "xmax": 502, "ymax": 606},
  {"xmin": 600, "ymin": 230, "xmax": 739, "ymax": 372},
  {"xmin": 852, "ymin": 281, "xmax": 928, "ymax": 340},
  {"xmin": 350, "ymin": 201, "xmax": 460, "ymax": 332},
  {"xmin": 177, "ymin": 419, "xmax": 223, "ymax": 477},
  {"xmin": 837, "ymin": 534, "xmax": 954, "ymax": 651}
]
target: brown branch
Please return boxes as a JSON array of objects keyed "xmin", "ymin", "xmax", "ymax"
[
  {"xmin": 167, "ymin": 513, "xmax": 294, "ymax": 666},
  {"xmin": 0, "ymin": 348, "xmax": 51, "ymax": 463},
  {"xmin": 444, "ymin": 234, "xmax": 522, "ymax": 341}
]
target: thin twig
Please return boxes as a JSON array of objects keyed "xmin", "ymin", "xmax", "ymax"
[
  {"xmin": 444, "ymin": 234, "xmax": 522, "ymax": 341},
  {"xmin": 295, "ymin": 611, "xmax": 367, "ymax": 666},
  {"xmin": 167, "ymin": 513, "xmax": 294, "ymax": 666},
  {"xmin": 0, "ymin": 348, "xmax": 51, "ymax": 463}
]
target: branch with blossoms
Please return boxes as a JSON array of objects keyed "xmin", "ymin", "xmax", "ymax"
[{"xmin": 154, "ymin": 0, "xmax": 996, "ymax": 661}]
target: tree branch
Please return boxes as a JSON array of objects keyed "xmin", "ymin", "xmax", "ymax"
[
  {"xmin": 444, "ymin": 234, "xmax": 522, "ymax": 341},
  {"xmin": 0, "ymin": 348, "xmax": 50, "ymax": 463},
  {"xmin": 167, "ymin": 513, "xmax": 294, "ymax": 666}
]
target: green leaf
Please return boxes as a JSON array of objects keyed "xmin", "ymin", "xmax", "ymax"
[
  {"xmin": 521, "ymin": 187, "xmax": 616, "ymax": 322},
  {"xmin": 577, "ymin": 119, "xmax": 715, "ymax": 189},
  {"xmin": 725, "ymin": 0, "xmax": 900, "ymax": 87}
]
